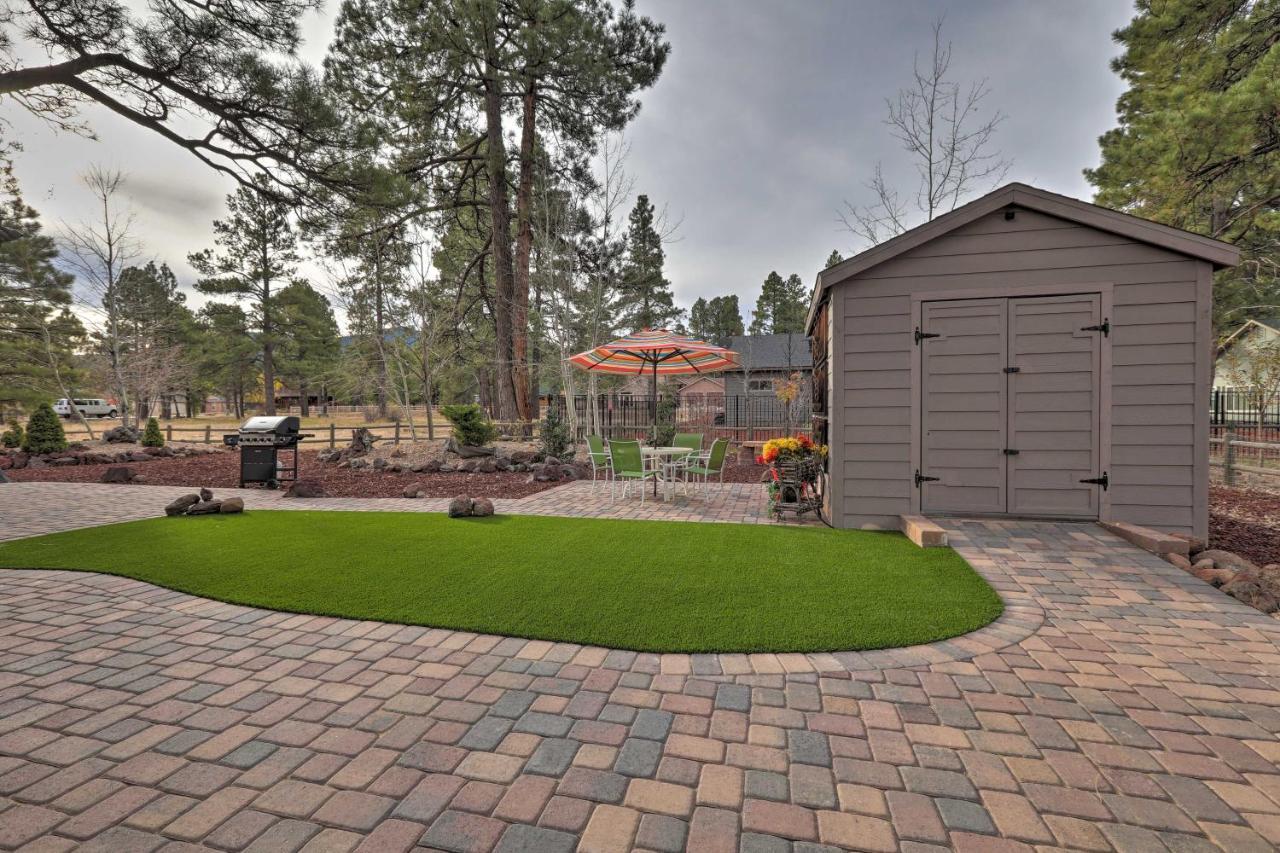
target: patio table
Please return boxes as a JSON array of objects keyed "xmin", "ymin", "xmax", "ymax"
[{"xmin": 642, "ymin": 446, "xmax": 694, "ymax": 500}]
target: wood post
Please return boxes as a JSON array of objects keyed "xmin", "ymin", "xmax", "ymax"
[
  {"xmin": 204, "ymin": 425, "xmax": 211, "ymax": 444},
  {"xmin": 166, "ymin": 424, "xmax": 173, "ymax": 442},
  {"xmin": 329, "ymin": 423, "xmax": 336, "ymax": 449},
  {"xmin": 1224, "ymin": 429, "xmax": 1237, "ymax": 486},
  {"xmin": 394, "ymin": 422, "xmax": 401, "ymax": 445}
]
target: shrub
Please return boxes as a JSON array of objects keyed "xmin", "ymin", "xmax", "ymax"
[
  {"xmin": 539, "ymin": 405, "xmax": 571, "ymax": 460},
  {"xmin": 655, "ymin": 386, "xmax": 678, "ymax": 447},
  {"xmin": 141, "ymin": 417, "xmax": 165, "ymax": 448},
  {"xmin": 0, "ymin": 418, "xmax": 23, "ymax": 449},
  {"xmin": 441, "ymin": 403, "xmax": 498, "ymax": 447},
  {"xmin": 22, "ymin": 403, "xmax": 67, "ymax": 454}
]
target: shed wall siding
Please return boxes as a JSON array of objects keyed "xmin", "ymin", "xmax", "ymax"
[{"xmin": 832, "ymin": 207, "xmax": 1209, "ymax": 536}]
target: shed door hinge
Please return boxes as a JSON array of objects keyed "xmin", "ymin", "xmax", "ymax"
[
  {"xmin": 914, "ymin": 327, "xmax": 941, "ymax": 345},
  {"xmin": 1079, "ymin": 471, "xmax": 1109, "ymax": 490},
  {"xmin": 914, "ymin": 469, "xmax": 940, "ymax": 487},
  {"xmin": 1080, "ymin": 319, "xmax": 1110, "ymax": 337}
]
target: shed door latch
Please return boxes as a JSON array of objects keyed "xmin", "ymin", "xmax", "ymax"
[
  {"xmin": 1080, "ymin": 319, "xmax": 1110, "ymax": 337},
  {"xmin": 914, "ymin": 469, "xmax": 940, "ymax": 487},
  {"xmin": 1079, "ymin": 472, "xmax": 1109, "ymax": 490},
  {"xmin": 1003, "ymin": 366, "xmax": 1021, "ymax": 373},
  {"xmin": 1003, "ymin": 449, "xmax": 1020, "ymax": 455},
  {"xmin": 914, "ymin": 327, "xmax": 941, "ymax": 345}
]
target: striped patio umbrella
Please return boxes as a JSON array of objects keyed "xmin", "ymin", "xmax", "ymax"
[{"xmin": 569, "ymin": 329, "xmax": 739, "ymax": 442}]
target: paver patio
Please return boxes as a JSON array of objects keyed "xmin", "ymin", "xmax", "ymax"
[{"xmin": 1, "ymin": 483, "xmax": 1280, "ymax": 851}]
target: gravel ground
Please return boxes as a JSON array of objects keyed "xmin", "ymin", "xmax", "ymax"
[
  {"xmin": 7, "ymin": 445, "xmax": 771, "ymax": 498},
  {"xmin": 1209, "ymin": 484, "xmax": 1280, "ymax": 567}
]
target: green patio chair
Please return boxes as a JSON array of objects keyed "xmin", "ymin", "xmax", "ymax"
[
  {"xmin": 608, "ymin": 439, "xmax": 657, "ymax": 503},
  {"xmin": 687, "ymin": 437, "xmax": 729, "ymax": 495},
  {"xmin": 585, "ymin": 434, "xmax": 612, "ymax": 493},
  {"xmin": 670, "ymin": 433, "xmax": 704, "ymax": 496}
]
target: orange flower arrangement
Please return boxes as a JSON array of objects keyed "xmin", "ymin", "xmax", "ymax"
[{"xmin": 755, "ymin": 433, "xmax": 826, "ymax": 465}]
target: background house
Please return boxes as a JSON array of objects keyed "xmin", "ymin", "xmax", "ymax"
[
  {"xmin": 1215, "ymin": 317, "xmax": 1279, "ymax": 390},
  {"xmin": 723, "ymin": 333, "xmax": 812, "ymax": 429}
]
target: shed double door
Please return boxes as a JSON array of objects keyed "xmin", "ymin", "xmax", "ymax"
[{"xmin": 919, "ymin": 294, "xmax": 1102, "ymax": 518}]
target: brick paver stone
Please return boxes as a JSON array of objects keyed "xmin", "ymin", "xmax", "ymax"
[{"xmin": 2, "ymin": 484, "xmax": 1280, "ymax": 851}]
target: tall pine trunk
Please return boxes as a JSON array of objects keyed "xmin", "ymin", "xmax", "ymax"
[
  {"xmin": 511, "ymin": 81, "xmax": 538, "ymax": 432},
  {"xmin": 483, "ymin": 53, "xmax": 520, "ymax": 426}
]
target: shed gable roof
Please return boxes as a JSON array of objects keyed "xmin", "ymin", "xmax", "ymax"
[{"xmin": 807, "ymin": 182, "xmax": 1240, "ymax": 332}]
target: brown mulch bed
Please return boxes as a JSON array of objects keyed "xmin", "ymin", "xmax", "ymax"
[
  {"xmin": 1209, "ymin": 484, "xmax": 1280, "ymax": 568},
  {"xmin": 6, "ymin": 449, "xmax": 561, "ymax": 499},
  {"xmin": 8, "ymin": 445, "xmax": 774, "ymax": 499}
]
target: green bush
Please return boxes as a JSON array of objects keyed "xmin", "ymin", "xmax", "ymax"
[
  {"xmin": 0, "ymin": 418, "xmax": 23, "ymax": 449},
  {"xmin": 539, "ymin": 405, "xmax": 571, "ymax": 460},
  {"xmin": 655, "ymin": 386, "xmax": 678, "ymax": 447},
  {"xmin": 141, "ymin": 417, "xmax": 165, "ymax": 448},
  {"xmin": 22, "ymin": 403, "xmax": 67, "ymax": 454},
  {"xmin": 441, "ymin": 403, "xmax": 498, "ymax": 447}
]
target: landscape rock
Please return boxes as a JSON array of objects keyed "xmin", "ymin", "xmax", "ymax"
[
  {"xmin": 100, "ymin": 466, "xmax": 136, "ymax": 484},
  {"xmin": 0, "ymin": 468, "xmax": 9, "ymax": 483},
  {"xmin": 348, "ymin": 457, "xmax": 368, "ymax": 470},
  {"xmin": 445, "ymin": 437, "xmax": 496, "ymax": 458},
  {"xmin": 104, "ymin": 426, "xmax": 139, "ymax": 443},
  {"xmin": 1170, "ymin": 532, "xmax": 1207, "ymax": 555},
  {"xmin": 50, "ymin": 456, "xmax": 79, "ymax": 466},
  {"xmin": 165, "ymin": 494, "xmax": 200, "ymax": 516},
  {"xmin": 372, "ymin": 458, "xmax": 387, "ymax": 470},
  {"xmin": 476, "ymin": 458, "xmax": 497, "ymax": 474},
  {"xmin": 186, "ymin": 500, "xmax": 222, "ymax": 515},
  {"xmin": 1193, "ymin": 558, "xmax": 1215, "ymax": 571},
  {"xmin": 1194, "ymin": 567, "xmax": 1236, "ymax": 588},
  {"xmin": 219, "ymin": 497, "xmax": 244, "ymax": 514},
  {"xmin": 1196, "ymin": 549, "xmax": 1258, "ymax": 575},
  {"xmin": 1164, "ymin": 553, "xmax": 1192, "ymax": 572},
  {"xmin": 128, "ymin": 452, "xmax": 153, "ymax": 463},
  {"xmin": 493, "ymin": 456, "xmax": 511, "ymax": 471},
  {"xmin": 26, "ymin": 457, "xmax": 46, "ymax": 469},
  {"xmin": 448, "ymin": 495, "xmax": 472, "ymax": 517},
  {"xmin": 403, "ymin": 484, "xmax": 424, "ymax": 498},
  {"xmin": 471, "ymin": 497, "xmax": 494, "ymax": 517},
  {"xmin": 509, "ymin": 450, "xmax": 534, "ymax": 464},
  {"xmin": 131, "ymin": 475, "xmax": 147, "ymax": 484},
  {"xmin": 1222, "ymin": 574, "xmax": 1279, "ymax": 614},
  {"xmin": 199, "ymin": 487, "xmax": 213, "ymax": 502},
  {"xmin": 282, "ymin": 479, "xmax": 327, "ymax": 498}
]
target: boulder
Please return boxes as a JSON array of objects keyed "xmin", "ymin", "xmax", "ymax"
[
  {"xmin": 439, "ymin": 463, "xmax": 455, "ymax": 473},
  {"xmin": 219, "ymin": 497, "xmax": 244, "ymax": 514},
  {"xmin": 1222, "ymin": 575, "xmax": 1279, "ymax": 614},
  {"xmin": 403, "ymin": 484, "xmax": 424, "ymax": 498},
  {"xmin": 26, "ymin": 457, "xmax": 46, "ymax": 469},
  {"xmin": 476, "ymin": 458, "xmax": 497, "ymax": 474},
  {"xmin": 186, "ymin": 500, "xmax": 222, "ymax": 515},
  {"xmin": 1194, "ymin": 567, "xmax": 1236, "ymax": 588},
  {"xmin": 1164, "ymin": 553, "xmax": 1192, "ymax": 572},
  {"xmin": 282, "ymin": 479, "xmax": 327, "ymax": 498},
  {"xmin": 199, "ymin": 487, "xmax": 213, "ymax": 502},
  {"xmin": 1192, "ymin": 558, "xmax": 1215, "ymax": 571},
  {"xmin": 493, "ymin": 456, "xmax": 512, "ymax": 471},
  {"xmin": 348, "ymin": 457, "xmax": 369, "ymax": 470},
  {"xmin": 100, "ymin": 466, "xmax": 136, "ymax": 484},
  {"xmin": 447, "ymin": 495, "xmax": 472, "ymax": 517},
  {"xmin": 8, "ymin": 452, "xmax": 27, "ymax": 469},
  {"xmin": 509, "ymin": 450, "xmax": 534, "ymax": 464},
  {"xmin": 50, "ymin": 456, "xmax": 79, "ymax": 466},
  {"xmin": 0, "ymin": 468, "xmax": 9, "ymax": 484},
  {"xmin": 131, "ymin": 475, "xmax": 147, "ymax": 484},
  {"xmin": 104, "ymin": 425, "xmax": 139, "ymax": 443},
  {"xmin": 1195, "ymin": 549, "xmax": 1258, "ymax": 574},
  {"xmin": 445, "ymin": 437, "xmax": 496, "ymax": 458},
  {"xmin": 128, "ymin": 452, "xmax": 153, "ymax": 463},
  {"xmin": 164, "ymin": 494, "xmax": 200, "ymax": 516},
  {"xmin": 372, "ymin": 457, "xmax": 387, "ymax": 470},
  {"xmin": 471, "ymin": 497, "xmax": 494, "ymax": 517}
]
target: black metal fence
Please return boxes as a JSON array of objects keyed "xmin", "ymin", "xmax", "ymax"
[
  {"xmin": 548, "ymin": 393, "xmax": 812, "ymax": 442},
  {"xmin": 1211, "ymin": 387, "xmax": 1280, "ymax": 427}
]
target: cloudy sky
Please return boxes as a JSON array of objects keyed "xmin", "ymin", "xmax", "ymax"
[{"xmin": 5, "ymin": 0, "xmax": 1135, "ymax": 332}]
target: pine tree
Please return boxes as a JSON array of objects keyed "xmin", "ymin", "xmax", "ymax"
[
  {"xmin": 141, "ymin": 417, "xmax": 165, "ymax": 448},
  {"xmin": 688, "ymin": 298, "xmax": 710, "ymax": 340},
  {"xmin": 825, "ymin": 250, "xmax": 845, "ymax": 269},
  {"xmin": 276, "ymin": 281, "xmax": 341, "ymax": 417},
  {"xmin": 1085, "ymin": 0, "xmax": 1279, "ymax": 331},
  {"xmin": 619, "ymin": 195, "xmax": 681, "ymax": 330},
  {"xmin": 749, "ymin": 273, "xmax": 808, "ymax": 335},
  {"xmin": 189, "ymin": 178, "xmax": 300, "ymax": 415},
  {"xmin": 22, "ymin": 402, "xmax": 66, "ymax": 454}
]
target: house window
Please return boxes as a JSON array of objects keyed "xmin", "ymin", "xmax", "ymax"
[{"xmin": 747, "ymin": 379, "xmax": 772, "ymax": 393}]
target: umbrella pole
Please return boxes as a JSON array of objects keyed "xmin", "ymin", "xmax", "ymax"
[{"xmin": 652, "ymin": 361, "xmax": 659, "ymax": 496}]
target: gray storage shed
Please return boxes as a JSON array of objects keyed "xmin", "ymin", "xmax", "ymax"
[{"xmin": 806, "ymin": 183, "xmax": 1239, "ymax": 538}]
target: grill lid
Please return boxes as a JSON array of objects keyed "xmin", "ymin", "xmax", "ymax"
[{"xmin": 239, "ymin": 416, "xmax": 300, "ymax": 435}]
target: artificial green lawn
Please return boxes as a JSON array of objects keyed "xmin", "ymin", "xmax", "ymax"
[{"xmin": 0, "ymin": 511, "xmax": 1002, "ymax": 653}]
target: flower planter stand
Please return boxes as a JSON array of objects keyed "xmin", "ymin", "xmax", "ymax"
[{"xmin": 769, "ymin": 457, "xmax": 822, "ymax": 520}]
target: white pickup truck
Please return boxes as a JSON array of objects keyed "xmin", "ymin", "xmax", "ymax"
[{"xmin": 53, "ymin": 398, "xmax": 117, "ymax": 419}]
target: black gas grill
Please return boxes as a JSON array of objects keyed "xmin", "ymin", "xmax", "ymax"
[{"xmin": 223, "ymin": 416, "xmax": 311, "ymax": 488}]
